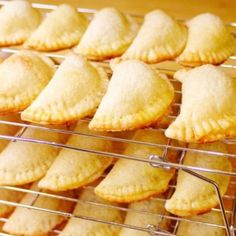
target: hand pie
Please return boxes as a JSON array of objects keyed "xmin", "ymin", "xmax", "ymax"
[
  {"xmin": 0, "ymin": 114, "xmax": 21, "ymax": 152},
  {"xmin": 3, "ymin": 184, "xmax": 74, "ymax": 236},
  {"xmin": 177, "ymin": 13, "xmax": 236, "ymax": 66},
  {"xmin": 177, "ymin": 211, "xmax": 226, "ymax": 236},
  {"xmin": 0, "ymin": 127, "xmax": 67, "ymax": 185},
  {"xmin": 165, "ymin": 142, "xmax": 232, "ymax": 217},
  {"xmin": 95, "ymin": 129, "xmax": 176, "ymax": 203},
  {"xmin": 122, "ymin": 10, "xmax": 187, "ymax": 63},
  {"xmin": 120, "ymin": 197, "xmax": 170, "ymax": 236},
  {"xmin": 21, "ymin": 54, "xmax": 109, "ymax": 125},
  {"xmin": 59, "ymin": 187, "xmax": 123, "ymax": 236},
  {"xmin": 38, "ymin": 122, "xmax": 113, "ymax": 191},
  {"xmin": 25, "ymin": 4, "xmax": 88, "ymax": 51},
  {"xmin": 75, "ymin": 8, "xmax": 139, "ymax": 60},
  {"xmin": 0, "ymin": 57, "xmax": 21, "ymax": 148},
  {"xmin": 0, "ymin": 187, "xmax": 25, "ymax": 217},
  {"xmin": 0, "ymin": 51, "xmax": 55, "ymax": 115},
  {"xmin": 89, "ymin": 60, "xmax": 174, "ymax": 131},
  {"xmin": 165, "ymin": 65, "xmax": 236, "ymax": 143},
  {"xmin": 0, "ymin": 1, "xmax": 41, "ymax": 46}
]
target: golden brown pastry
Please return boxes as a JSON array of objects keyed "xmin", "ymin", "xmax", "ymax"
[
  {"xmin": 122, "ymin": 10, "xmax": 187, "ymax": 63},
  {"xmin": 0, "ymin": 127, "xmax": 67, "ymax": 186},
  {"xmin": 59, "ymin": 187, "xmax": 123, "ymax": 236},
  {"xmin": 3, "ymin": 183, "xmax": 74, "ymax": 236},
  {"xmin": 165, "ymin": 142, "xmax": 232, "ymax": 217},
  {"xmin": 0, "ymin": 58, "xmax": 20, "ymax": 146},
  {"xmin": 21, "ymin": 54, "xmax": 109, "ymax": 125},
  {"xmin": 38, "ymin": 122, "xmax": 113, "ymax": 191},
  {"xmin": 0, "ymin": 115, "xmax": 24, "ymax": 217},
  {"xmin": 75, "ymin": 8, "xmax": 139, "ymax": 60},
  {"xmin": 165, "ymin": 65, "xmax": 236, "ymax": 143},
  {"xmin": 0, "ymin": 0, "xmax": 42, "ymax": 46},
  {"xmin": 0, "ymin": 51, "xmax": 55, "ymax": 115},
  {"xmin": 177, "ymin": 13, "xmax": 236, "ymax": 66},
  {"xmin": 177, "ymin": 211, "xmax": 226, "ymax": 236},
  {"xmin": 25, "ymin": 4, "xmax": 88, "ymax": 51},
  {"xmin": 89, "ymin": 60, "xmax": 174, "ymax": 131},
  {"xmin": 95, "ymin": 129, "xmax": 176, "ymax": 203},
  {"xmin": 0, "ymin": 114, "xmax": 21, "ymax": 152},
  {"xmin": 120, "ymin": 197, "xmax": 170, "ymax": 236}
]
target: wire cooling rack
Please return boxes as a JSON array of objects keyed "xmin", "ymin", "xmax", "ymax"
[{"xmin": 0, "ymin": 1, "xmax": 236, "ymax": 236}]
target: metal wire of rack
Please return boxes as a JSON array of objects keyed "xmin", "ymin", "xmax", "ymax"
[{"xmin": 0, "ymin": 1, "xmax": 235, "ymax": 236}]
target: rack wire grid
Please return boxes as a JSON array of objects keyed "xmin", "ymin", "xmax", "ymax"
[{"xmin": 0, "ymin": 1, "xmax": 236, "ymax": 236}]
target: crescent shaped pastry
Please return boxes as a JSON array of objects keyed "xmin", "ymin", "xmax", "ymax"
[
  {"xmin": 89, "ymin": 60, "xmax": 174, "ymax": 131},
  {"xmin": 59, "ymin": 187, "xmax": 123, "ymax": 236},
  {"xmin": 177, "ymin": 13, "xmax": 236, "ymax": 66},
  {"xmin": 3, "ymin": 184, "xmax": 74, "ymax": 236},
  {"xmin": 122, "ymin": 10, "xmax": 187, "ymax": 63},
  {"xmin": 0, "ymin": 1, "xmax": 42, "ymax": 46},
  {"xmin": 21, "ymin": 54, "xmax": 109, "ymax": 125},
  {"xmin": 0, "ymin": 127, "xmax": 67, "ymax": 186},
  {"xmin": 165, "ymin": 142, "xmax": 232, "ymax": 217},
  {"xmin": 0, "ymin": 115, "xmax": 23, "ymax": 217},
  {"xmin": 120, "ymin": 198, "xmax": 170, "ymax": 236},
  {"xmin": 95, "ymin": 129, "xmax": 176, "ymax": 203},
  {"xmin": 177, "ymin": 211, "xmax": 225, "ymax": 236},
  {"xmin": 25, "ymin": 4, "xmax": 89, "ymax": 51},
  {"xmin": 165, "ymin": 65, "xmax": 236, "ymax": 143},
  {"xmin": 75, "ymin": 8, "xmax": 139, "ymax": 60},
  {"xmin": 0, "ymin": 114, "xmax": 21, "ymax": 152},
  {"xmin": 38, "ymin": 122, "xmax": 113, "ymax": 191},
  {"xmin": 0, "ymin": 51, "xmax": 55, "ymax": 115},
  {"xmin": 0, "ymin": 58, "xmax": 20, "ymax": 147}
]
